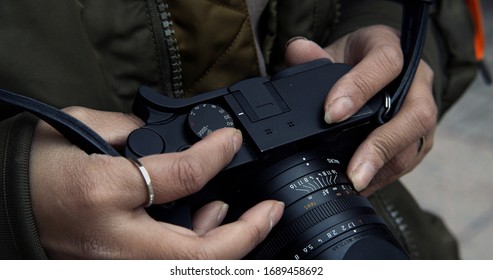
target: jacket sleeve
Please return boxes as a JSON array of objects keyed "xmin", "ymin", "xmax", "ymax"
[
  {"xmin": 326, "ymin": 0, "xmax": 478, "ymax": 119},
  {"xmin": 0, "ymin": 113, "xmax": 48, "ymax": 259}
]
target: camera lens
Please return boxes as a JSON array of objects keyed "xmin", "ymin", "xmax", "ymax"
[{"xmin": 240, "ymin": 148, "xmax": 409, "ymax": 260}]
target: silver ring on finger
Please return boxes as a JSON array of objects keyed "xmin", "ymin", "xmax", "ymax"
[{"xmin": 128, "ymin": 158, "xmax": 154, "ymax": 207}]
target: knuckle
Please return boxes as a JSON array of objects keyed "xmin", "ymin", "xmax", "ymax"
[
  {"xmin": 366, "ymin": 132, "xmax": 396, "ymax": 164},
  {"xmin": 375, "ymin": 43, "xmax": 404, "ymax": 74},
  {"xmin": 68, "ymin": 156, "xmax": 114, "ymax": 209},
  {"xmin": 388, "ymin": 153, "xmax": 410, "ymax": 176},
  {"xmin": 350, "ymin": 73, "xmax": 373, "ymax": 102},
  {"xmin": 216, "ymin": 135, "xmax": 234, "ymax": 157},
  {"xmin": 173, "ymin": 155, "xmax": 205, "ymax": 194},
  {"xmin": 205, "ymin": 130, "xmax": 236, "ymax": 162},
  {"xmin": 411, "ymin": 96, "xmax": 438, "ymax": 134}
]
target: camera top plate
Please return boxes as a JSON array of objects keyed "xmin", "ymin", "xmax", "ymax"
[{"xmin": 125, "ymin": 59, "xmax": 384, "ymax": 170}]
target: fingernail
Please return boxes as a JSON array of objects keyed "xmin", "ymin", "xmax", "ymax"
[
  {"xmin": 269, "ymin": 202, "xmax": 285, "ymax": 230},
  {"xmin": 285, "ymin": 36, "xmax": 308, "ymax": 50},
  {"xmin": 349, "ymin": 162, "xmax": 378, "ymax": 191},
  {"xmin": 324, "ymin": 96, "xmax": 353, "ymax": 124},
  {"xmin": 217, "ymin": 203, "xmax": 229, "ymax": 223}
]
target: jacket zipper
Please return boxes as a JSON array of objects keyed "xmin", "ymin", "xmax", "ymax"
[
  {"xmin": 146, "ymin": 0, "xmax": 184, "ymax": 98},
  {"xmin": 380, "ymin": 198, "xmax": 420, "ymax": 259}
]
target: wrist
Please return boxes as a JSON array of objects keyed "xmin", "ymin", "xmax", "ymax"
[{"xmin": 0, "ymin": 112, "xmax": 47, "ymax": 259}]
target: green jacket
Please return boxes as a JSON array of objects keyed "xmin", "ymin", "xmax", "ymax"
[{"xmin": 0, "ymin": 0, "xmax": 477, "ymax": 259}]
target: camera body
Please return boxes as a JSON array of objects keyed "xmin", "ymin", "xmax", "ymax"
[
  {"xmin": 125, "ymin": 59, "xmax": 409, "ymax": 259},
  {"xmin": 126, "ymin": 59, "xmax": 384, "ymax": 167}
]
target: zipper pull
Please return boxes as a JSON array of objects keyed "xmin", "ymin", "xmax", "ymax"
[{"xmin": 466, "ymin": 0, "xmax": 492, "ymax": 85}]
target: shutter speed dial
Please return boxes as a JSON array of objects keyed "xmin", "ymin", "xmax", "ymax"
[{"xmin": 188, "ymin": 103, "xmax": 235, "ymax": 139}]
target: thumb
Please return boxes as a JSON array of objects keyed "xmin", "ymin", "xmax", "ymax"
[{"xmin": 284, "ymin": 37, "xmax": 333, "ymax": 66}]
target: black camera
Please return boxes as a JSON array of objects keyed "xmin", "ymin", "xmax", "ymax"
[
  {"xmin": 123, "ymin": 0, "xmax": 433, "ymax": 259},
  {"xmin": 0, "ymin": 0, "xmax": 431, "ymax": 260},
  {"xmin": 124, "ymin": 58, "xmax": 409, "ymax": 259}
]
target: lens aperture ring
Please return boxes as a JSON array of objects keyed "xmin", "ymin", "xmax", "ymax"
[
  {"xmin": 253, "ymin": 195, "xmax": 375, "ymax": 259},
  {"xmin": 287, "ymin": 216, "xmax": 388, "ymax": 260}
]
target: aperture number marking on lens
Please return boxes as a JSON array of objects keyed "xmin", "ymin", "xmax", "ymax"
[
  {"xmin": 188, "ymin": 103, "xmax": 235, "ymax": 139},
  {"xmin": 288, "ymin": 169, "xmax": 339, "ymax": 194},
  {"xmin": 271, "ymin": 167, "xmax": 354, "ymax": 207},
  {"xmin": 292, "ymin": 215, "xmax": 381, "ymax": 260}
]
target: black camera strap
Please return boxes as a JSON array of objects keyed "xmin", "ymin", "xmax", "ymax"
[
  {"xmin": 0, "ymin": 89, "xmax": 121, "ymax": 156},
  {"xmin": 382, "ymin": 0, "xmax": 433, "ymax": 122},
  {"xmin": 0, "ymin": 0, "xmax": 431, "ymax": 155}
]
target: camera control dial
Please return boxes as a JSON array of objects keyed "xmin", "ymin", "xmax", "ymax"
[{"xmin": 188, "ymin": 103, "xmax": 235, "ymax": 139}]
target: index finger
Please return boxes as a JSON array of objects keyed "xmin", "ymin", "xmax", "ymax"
[{"xmin": 138, "ymin": 128, "xmax": 243, "ymax": 205}]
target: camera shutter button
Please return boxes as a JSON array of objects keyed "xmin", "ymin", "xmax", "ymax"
[
  {"xmin": 127, "ymin": 128, "xmax": 165, "ymax": 157},
  {"xmin": 188, "ymin": 103, "xmax": 235, "ymax": 139}
]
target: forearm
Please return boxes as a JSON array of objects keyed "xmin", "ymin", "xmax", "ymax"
[{"xmin": 0, "ymin": 113, "xmax": 47, "ymax": 259}]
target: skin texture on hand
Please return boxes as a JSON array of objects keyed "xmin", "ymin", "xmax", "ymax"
[
  {"xmin": 284, "ymin": 25, "xmax": 437, "ymax": 196},
  {"xmin": 29, "ymin": 107, "xmax": 284, "ymax": 259}
]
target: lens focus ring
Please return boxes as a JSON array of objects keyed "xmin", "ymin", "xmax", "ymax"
[{"xmin": 254, "ymin": 195, "xmax": 376, "ymax": 259}]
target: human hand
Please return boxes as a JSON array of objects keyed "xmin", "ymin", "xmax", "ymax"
[
  {"xmin": 30, "ymin": 107, "xmax": 284, "ymax": 259},
  {"xmin": 284, "ymin": 25, "xmax": 437, "ymax": 196}
]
